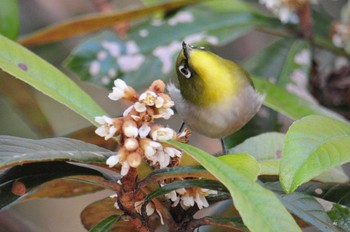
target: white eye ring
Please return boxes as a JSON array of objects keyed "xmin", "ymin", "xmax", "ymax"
[{"xmin": 178, "ymin": 65, "xmax": 191, "ymax": 78}]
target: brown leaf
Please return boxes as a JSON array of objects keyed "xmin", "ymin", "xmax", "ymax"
[
  {"xmin": 19, "ymin": 0, "xmax": 199, "ymax": 46},
  {"xmin": 67, "ymin": 126, "xmax": 118, "ymax": 151},
  {"xmin": 0, "ymin": 73, "xmax": 54, "ymax": 137},
  {"xmin": 24, "ymin": 176, "xmax": 104, "ymax": 200},
  {"xmin": 81, "ymin": 197, "xmax": 139, "ymax": 232}
]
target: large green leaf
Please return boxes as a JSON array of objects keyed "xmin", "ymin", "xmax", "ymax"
[
  {"xmin": 0, "ymin": 34, "xmax": 106, "ymax": 126},
  {"xmin": 65, "ymin": 0, "xmax": 278, "ymax": 90},
  {"xmin": 0, "ymin": 161, "xmax": 104, "ymax": 210},
  {"xmin": 218, "ymin": 154, "xmax": 259, "ymax": 181},
  {"xmin": 0, "ymin": 0, "xmax": 19, "ymax": 40},
  {"xmin": 253, "ymin": 77, "xmax": 343, "ymax": 121},
  {"xmin": 280, "ymin": 115, "xmax": 350, "ymax": 193},
  {"xmin": 168, "ymin": 140, "xmax": 301, "ymax": 232},
  {"xmin": 229, "ymin": 132, "xmax": 349, "ymax": 181},
  {"xmin": 0, "ymin": 136, "xmax": 114, "ymax": 170}
]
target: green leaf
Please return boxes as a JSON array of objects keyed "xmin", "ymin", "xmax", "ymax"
[
  {"xmin": 278, "ymin": 40, "xmax": 310, "ymax": 87},
  {"xmin": 146, "ymin": 165, "xmax": 207, "ymax": 180},
  {"xmin": 65, "ymin": 0, "xmax": 276, "ymax": 90},
  {"xmin": 328, "ymin": 204, "xmax": 350, "ymax": 231},
  {"xmin": 167, "ymin": 140, "xmax": 301, "ymax": 232},
  {"xmin": 0, "ymin": 34, "xmax": 107, "ymax": 126},
  {"xmin": 264, "ymin": 182, "xmax": 342, "ymax": 231},
  {"xmin": 145, "ymin": 179, "xmax": 228, "ymax": 202},
  {"xmin": 302, "ymin": 182, "xmax": 350, "ymax": 207},
  {"xmin": 280, "ymin": 192, "xmax": 340, "ymax": 232},
  {"xmin": 218, "ymin": 154, "xmax": 259, "ymax": 181},
  {"xmin": 0, "ymin": 161, "xmax": 104, "ymax": 210},
  {"xmin": 0, "ymin": 136, "xmax": 114, "ymax": 170},
  {"xmin": 228, "ymin": 132, "xmax": 282, "ymax": 176},
  {"xmin": 229, "ymin": 132, "xmax": 285, "ymax": 161},
  {"xmin": 89, "ymin": 215, "xmax": 120, "ymax": 232},
  {"xmin": 253, "ymin": 77, "xmax": 344, "ymax": 121},
  {"xmin": 280, "ymin": 115, "xmax": 350, "ymax": 193},
  {"xmin": 0, "ymin": 0, "xmax": 19, "ymax": 40},
  {"xmin": 266, "ymin": 181, "xmax": 350, "ymax": 208},
  {"xmin": 19, "ymin": 0, "xmax": 199, "ymax": 46},
  {"xmin": 230, "ymin": 132, "xmax": 349, "ymax": 180},
  {"xmin": 245, "ymin": 37, "xmax": 296, "ymax": 82},
  {"xmin": 245, "ymin": 38, "xmax": 311, "ymax": 87}
]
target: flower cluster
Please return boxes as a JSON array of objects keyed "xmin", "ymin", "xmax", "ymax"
[
  {"xmin": 165, "ymin": 186, "xmax": 218, "ymax": 210},
  {"xmin": 259, "ymin": 0, "xmax": 317, "ymax": 24},
  {"xmin": 95, "ymin": 79, "xmax": 189, "ymax": 176},
  {"xmin": 331, "ymin": 22, "xmax": 350, "ymax": 49}
]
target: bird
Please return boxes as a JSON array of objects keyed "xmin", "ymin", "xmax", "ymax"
[{"xmin": 167, "ymin": 41, "xmax": 264, "ymax": 153}]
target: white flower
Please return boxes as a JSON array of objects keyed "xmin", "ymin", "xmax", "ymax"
[
  {"xmin": 123, "ymin": 105, "xmax": 134, "ymax": 116},
  {"xmin": 121, "ymin": 161, "xmax": 130, "ymax": 176},
  {"xmin": 155, "ymin": 150, "xmax": 170, "ymax": 168},
  {"xmin": 95, "ymin": 116, "xmax": 117, "ymax": 140},
  {"xmin": 123, "ymin": 121, "xmax": 139, "ymax": 138},
  {"xmin": 134, "ymin": 102, "xmax": 147, "ymax": 112},
  {"xmin": 194, "ymin": 192, "xmax": 209, "ymax": 209},
  {"xmin": 176, "ymin": 188, "xmax": 187, "ymax": 195},
  {"xmin": 152, "ymin": 127, "xmax": 175, "ymax": 141},
  {"xmin": 156, "ymin": 209, "xmax": 164, "ymax": 225},
  {"xmin": 142, "ymin": 139, "xmax": 162, "ymax": 158},
  {"xmin": 139, "ymin": 91, "xmax": 157, "ymax": 106},
  {"xmin": 155, "ymin": 97, "xmax": 164, "ymax": 108},
  {"xmin": 165, "ymin": 190, "xmax": 178, "ymax": 202},
  {"xmin": 135, "ymin": 201, "xmax": 155, "ymax": 216},
  {"xmin": 146, "ymin": 202, "xmax": 155, "ymax": 216},
  {"xmin": 108, "ymin": 79, "xmax": 128, "ymax": 101},
  {"xmin": 124, "ymin": 138, "xmax": 139, "ymax": 151},
  {"xmin": 164, "ymin": 147, "xmax": 182, "ymax": 158},
  {"xmin": 181, "ymin": 194, "xmax": 195, "ymax": 208},
  {"xmin": 106, "ymin": 155, "xmax": 120, "ymax": 168},
  {"xmin": 155, "ymin": 108, "xmax": 174, "ymax": 120},
  {"xmin": 110, "ymin": 194, "xmax": 120, "ymax": 209},
  {"xmin": 139, "ymin": 124, "xmax": 151, "ymax": 138}
]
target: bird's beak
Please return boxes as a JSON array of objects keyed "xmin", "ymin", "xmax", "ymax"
[{"xmin": 182, "ymin": 41, "xmax": 192, "ymax": 60}]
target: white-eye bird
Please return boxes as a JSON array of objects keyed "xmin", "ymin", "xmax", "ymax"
[{"xmin": 167, "ymin": 42, "xmax": 264, "ymax": 146}]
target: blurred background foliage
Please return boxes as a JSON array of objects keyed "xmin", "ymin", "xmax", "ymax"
[{"xmin": 1, "ymin": 0, "xmax": 350, "ymax": 231}]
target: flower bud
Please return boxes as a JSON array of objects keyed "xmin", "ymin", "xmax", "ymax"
[
  {"xmin": 123, "ymin": 119, "xmax": 138, "ymax": 138},
  {"xmin": 124, "ymin": 138, "xmax": 139, "ymax": 151},
  {"xmin": 127, "ymin": 152, "xmax": 142, "ymax": 168}
]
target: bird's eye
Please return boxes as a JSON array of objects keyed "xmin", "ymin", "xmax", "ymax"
[{"xmin": 178, "ymin": 65, "xmax": 191, "ymax": 78}]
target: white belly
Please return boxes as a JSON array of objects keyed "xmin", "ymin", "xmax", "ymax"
[{"xmin": 167, "ymin": 83, "xmax": 264, "ymax": 138}]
